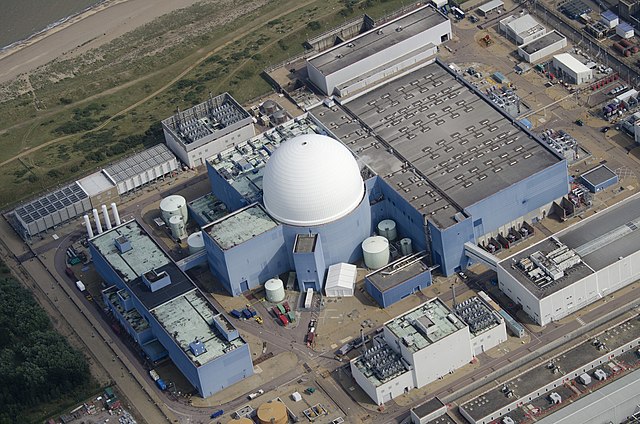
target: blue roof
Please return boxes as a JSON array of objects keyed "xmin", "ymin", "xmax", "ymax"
[
  {"xmin": 601, "ymin": 10, "xmax": 617, "ymax": 20},
  {"xmin": 618, "ymin": 21, "xmax": 634, "ymax": 31}
]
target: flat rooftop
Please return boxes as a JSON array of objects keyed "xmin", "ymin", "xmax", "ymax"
[
  {"xmin": 103, "ymin": 144, "xmax": 176, "ymax": 184},
  {"xmin": 208, "ymin": 116, "xmax": 325, "ymax": 204},
  {"xmin": 104, "ymin": 286, "xmax": 150, "ymax": 333},
  {"xmin": 501, "ymin": 194, "xmax": 640, "ymax": 296},
  {"xmin": 207, "ymin": 204, "xmax": 279, "ymax": 250},
  {"xmin": 581, "ymin": 164, "xmax": 617, "ymax": 187},
  {"xmin": 308, "ymin": 5, "xmax": 447, "ymax": 75},
  {"xmin": 366, "ymin": 253, "xmax": 430, "ymax": 293},
  {"xmin": 459, "ymin": 317, "xmax": 640, "ymax": 421},
  {"xmin": 294, "ymin": 234, "xmax": 317, "ymax": 253},
  {"xmin": 520, "ymin": 30, "xmax": 565, "ymax": 54},
  {"xmin": 161, "ymin": 92, "xmax": 252, "ymax": 147},
  {"xmin": 505, "ymin": 14, "xmax": 545, "ymax": 37},
  {"xmin": 310, "ymin": 60, "xmax": 561, "ymax": 227},
  {"xmin": 152, "ymin": 290, "xmax": 245, "ymax": 367},
  {"xmin": 412, "ymin": 397, "xmax": 446, "ymax": 419},
  {"xmin": 14, "ymin": 181, "xmax": 89, "ymax": 225},
  {"xmin": 78, "ymin": 172, "xmax": 115, "ymax": 197},
  {"xmin": 188, "ymin": 193, "xmax": 228, "ymax": 225},
  {"xmin": 90, "ymin": 220, "xmax": 194, "ymax": 309},
  {"xmin": 386, "ymin": 297, "xmax": 466, "ymax": 353},
  {"xmin": 454, "ymin": 296, "xmax": 502, "ymax": 336}
]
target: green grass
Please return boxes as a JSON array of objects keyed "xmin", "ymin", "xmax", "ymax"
[{"xmin": 0, "ymin": 0, "xmax": 411, "ymax": 208}]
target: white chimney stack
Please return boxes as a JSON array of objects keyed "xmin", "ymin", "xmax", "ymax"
[
  {"xmin": 111, "ymin": 202, "xmax": 121, "ymax": 226},
  {"xmin": 92, "ymin": 208, "xmax": 103, "ymax": 234},
  {"xmin": 83, "ymin": 214, "xmax": 94, "ymax": 239},
  {"xmin": 101, "ymin": 204, "xmax": 112, "ymax": 230}
]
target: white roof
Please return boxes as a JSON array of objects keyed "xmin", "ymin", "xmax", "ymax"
[
  {"xmin": 262, "ymin": 134, "xmax": 364, "ymax": 226},
  {"xmin": 506, "ymin": 14, "xmax": 543, "ymax": 36},
  {"xmin": 553, "ymin": 53, "xmax": 591, "ymax": 73},
  {"xmin": 479, "ymin": 0, "xmax": 504, "ymax": 13},
  {"xmin": 78, "ymin": 172, "xmax": 116, "ymax": 196},
  {"xmin": 325, "ymin": 263, "xmax": 357, "ymax": 291}
]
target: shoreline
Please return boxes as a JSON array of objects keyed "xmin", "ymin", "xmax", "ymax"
[
  {"xmin": 0, "ymin": 0, "xmax": 126, "ymax": 61},
  {"xmin": 0, "ymin": 0, "xmax": 208, "ymax": 84}
]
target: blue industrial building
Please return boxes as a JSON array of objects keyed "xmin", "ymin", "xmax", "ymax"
[
  {"xmin": 90, "ymin": 220, "xmax": 253, "ymax": 397},
  {"xmin": 580, "ymin": 164, "xmax": 618, "ymax": 193},
  {"xmin": 195, "ymin": 60, "xmax": 569, "ymax": 308}
]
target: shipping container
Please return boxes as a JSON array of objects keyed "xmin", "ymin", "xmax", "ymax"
[
  {"xmin": 156, "ymin": 378, "xmax": 167, "ymax": 391},
  {"xmin": 306, "ymin": 332, "xmax": 315, "ymax": 346},
  {"xmin": 279, "ymin": 314, "xmax": 289, "ymax": 326},
  {"xmin": 149, "ymin": 370, "xmax": 160, "ymax": 381},
  {"xmin": 287, "ymin": 311, "xmax": 295, "ymax": 322},
  {"xmin": 242, "ymin": 309, "xmax": 252, "ymax": 319},
  {"xmin": 277, "ymin": 304, "xmax": 286, "ymax": 315},
  {"xmin": 282, "ymin": 301, "xmax": 291, "ymax": 312},
  {"xmin": 272, "ymin": 306, "xmax": 281, "ymax": 317},
  {"xmin": 65, "ymin": 267, "xmax": 75, "ymax": 279},
  {"xmin": 230, "ymin": 309, "xmax": 242, "ymax": 319},
  {"xmin": 211, "ymin": 409, "xmax": 224, "ymax": 419},
  {"xmin": 75, "ymin": 280, "xmax": 86, "ymax": 292}
]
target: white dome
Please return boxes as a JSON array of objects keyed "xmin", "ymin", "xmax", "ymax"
[{"xmin": 263, "ymin": 134, "xmax": 364, "ymax": 226}]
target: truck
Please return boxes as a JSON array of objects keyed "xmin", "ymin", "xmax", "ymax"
[
  {"xmin": 230, "ymin": 309, "xmax": 242, "ymax": 319},
  {"xmin": 248, "ymin": 389, "xmax": 264, "ymax": 399},
  {"xmin": 306, "ymin": 331, "xmax": 315, "ymax": 347},
  {"xmin": 155, "ymin": 378, "xmax": 167, "ymax": 391},
  {"xmin": 75, "ymin": 280, "xmax": 86, "ymax": 292},
  {"xmin": 149, "ymin": 370, "xmax": 160, "ymax": 381},
  {"xmin": 65, "ymin": 267, "xmax": 75, "ymax": 279}
]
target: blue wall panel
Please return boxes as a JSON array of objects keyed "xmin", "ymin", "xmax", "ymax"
[
  {"xmin": 464, "ymin": 160, "xmax": 569, "ymax": 238},
  {"xmin": 365, "ymin": 268, "xmax": 432, "ymax": 308},
  {"xmin": 222, "ymin": 226, "xmax": 289, "ymax": 296},
  {"xmin": 293, "ymin": 236, "xmax": 326, "ymax": 291},
  {"xmin": 197, "ymin": 343, "xmax": 254, "ymax": 397},
  {"xmin": 202, "ymin": 230, "xmax": 233, "ymax": 294},
  {"xmin": 206, "ymin": 161, "xmax": 248, "ymax": 212},
  {"xmin": 429, "ymin": 217, "xmax": 475, "ymax": 276}
]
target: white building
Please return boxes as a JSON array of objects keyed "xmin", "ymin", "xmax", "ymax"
[
  {"xmin": 616, "ymin": 21, "xmax": 635, "ymax": 38},
  {"xmin": 518, "ymin": 30, "xmax": 567, "ymax": 63},
  {"xmin": 306, "ymin": 5, "xmax": 452, "ymax": 97},
  {"xmin": 454, "ymin": 295, "xmax": 507, "ymax": 356},
  {"xmin": 324, "ymin": 263, "xmax": 356, "ymax": 297},
  {"xmin": 496, "ymin": 194, "xmax": 640, "ymax": 326},
  {"xmin": 499, "ymin": 14, "xmax": 546, "ymax": 45},
  {"xmin": 552, "ymin": 53, "xmax": 593, "ymax": 84},
  {"xmin": 600, "ymin": 10, "xmax": 619, "ymax": 28},
  {"xmin": 161, "ymin": 93, "xmax": 255, "ymax": 167},
  {"xmin": 350, "ymin": 298, "xmax": 473, "ymax": 405}
]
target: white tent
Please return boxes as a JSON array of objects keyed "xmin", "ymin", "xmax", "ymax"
[
  {"xmin": 291, "ymin": 392, "xmax": 302, "ymax": 402},
  {"xmin": 324, "ymin": 263, "xmax": 357, "ymax": 297}
]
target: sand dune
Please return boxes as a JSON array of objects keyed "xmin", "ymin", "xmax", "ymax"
[{"xmin": 0, "ymin": 0, "xmax": 206, "ymax": 83}]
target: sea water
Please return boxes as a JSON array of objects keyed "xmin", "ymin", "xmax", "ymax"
[{"xmin": 0, "ymin": 0, "xmax": 102, "ymax": 50}]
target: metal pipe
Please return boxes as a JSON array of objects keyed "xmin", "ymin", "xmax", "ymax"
[
  {"xmin": 101, "ymin": 204, "xmax": 112, "ymax": 230},
  {"xmin": 110, "ymin": 202, "xmax": 121, "ymax": 226},
  {"xmin": 92, "ymin": 208, "xmax": 103, "ymax": 234},
  {"xmin": 83, "ymin": 214, "xmax": 94, "ymax": 239}
]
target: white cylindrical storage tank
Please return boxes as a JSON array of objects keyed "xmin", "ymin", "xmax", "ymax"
[
  {"xmin": 110, "ymin": 202, "xmax": 121, "ymax": 226},
  {"xmin": 83, "ymin": 215, "xmax": 94, "ymax": 239},
  {"xmin": 362, "ymin": 236, "xmax": 389, "ymax": 269},
  {"xmin": 187, "ymin": 231, "xmax": 205, "ymax": 255},
  {"xmin": 160, "ymin": 195, "xmax": 188, "ymax": 224},
  {"xmin": 101, "ymin": 204, "xmax": 112, "ymax": 230},
  {"xmin": 264, "ymin": 278, "xmax": 285, "ymax": 303},
  {"xmin": 92, "ymin": 208, "xmax": 103, "ymax": 234},
  {"xmin": 377, "ymin": 219, "xmax": 397, "ymax": 241},
  {"xmin": 400, "ymin": 237, "xmax": 413, "ymax": 256},
  {"xmin": 168, "ymin": 215, "xmax": 186, "ymax": 240}
]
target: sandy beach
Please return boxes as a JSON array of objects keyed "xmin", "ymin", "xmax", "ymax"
[{"xmin": 0, "ymin": 0, "xmax": 206, "ymax": 84}]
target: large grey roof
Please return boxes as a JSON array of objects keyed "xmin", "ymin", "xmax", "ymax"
[
  {"xmin": 307, "ymin": 5, "xmax": 448, "ymax": 75},
  {"xmin": 103, "ymin": 144, "xmax": 176, "ymax": 183},
  {"xmin": 310, "ymin": 60, "xmax": 562, "ymax": 227},
  {"xmin": 520, "ymin": 30, "xmax": 566, "ymax": 54}
]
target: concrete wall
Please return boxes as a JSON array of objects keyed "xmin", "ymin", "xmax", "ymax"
[
  {"xmin": 196, "ymin": 343, "xmax": 254, "ymax": 397},
  {"xmin": 469, "ymin": 319, "xmax": 507, "ymax": 356},
  {"xmin": 407, "ymin": 326, "xmax": 473, "ymax": 388},
  {"xmin": 350, "ymin": 361, "xmax": 414, "ymax": 405},
  {"xmin": 308, "ymin": 19, "xmax": 451, "ymax": 95},
  {"xmin": 164, "ymin": 124, "xmax": 255, "ymax": 168},
  {"xmin": 365, "ymin": 267, "xmax": 432, "ymax": 308},
  {"xmin": 552, "ymin": 57, "xmax": 593, "ymax": 84}
]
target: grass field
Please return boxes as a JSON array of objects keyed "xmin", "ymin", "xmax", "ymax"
[{"xmin": 0, "ymin": 0, "xmax": 412, "ymax": 209}]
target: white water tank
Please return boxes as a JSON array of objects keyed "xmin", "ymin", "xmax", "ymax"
[
  {"xmin": 187, "ymin": 231, "xmax": 205, "ymax": 254},
  {"xmin": 169, "ymin": 215, "xmax": 186, "ymax": 240},
  {"xmin": 264, "ymin": 278, "xmax": 285, "ymax": 303},
  {"xmin": 362, "ymin": 236, "xmax": 389, "ymax": 269},
  {"xmin": 160, "ymin": 195, "xmax": 188, "ymax": 224},
  {"xmin": 377, "ymin": 219, "xmax": 397, "ymax": 241},
  {"xmin": 400, "ymin": 237, "xmax": 413, "ymax": 255}
]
